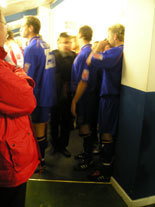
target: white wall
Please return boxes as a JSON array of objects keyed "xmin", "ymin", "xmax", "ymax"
[
  {"xmin": 147, "ymin": 7, "xmax": 155, "ymax": 92},
  {"xmin": 50, "ymin": 0, "xmax": 126, "ymax": 49},
  {"xmin": 38, "ymin": 5, "xmax": 51, "ymax": 46},
  {"xmin": 39, "ymin": 0, "xmax": 155, "ymax": 92},
  {"xmin": 121, "ymin": 0, "xmax": 155, "ymax": 92}
]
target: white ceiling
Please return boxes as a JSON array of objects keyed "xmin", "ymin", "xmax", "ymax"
[{"xmin": 2, "ymin": 0, "xmax": 54, "ymax": 16}]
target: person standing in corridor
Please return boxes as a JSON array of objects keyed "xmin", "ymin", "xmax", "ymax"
[
  {"xmin": 50, "ymin": 32, "xmax": 76, "ymax": 157},
  {"xmin": 0, "ymin": 9, "xmax": 40, "ymax": 207},
  {"xmin": 87, "ymin": 23, "xmax": 125, "ymax": 182},
  {"xmin": 71, "ymin": 25, "xmax": 98, "ymax": 170},
  {"xmin": 20, "ymin": 16, "xmax": 56, "ymax": 170}
]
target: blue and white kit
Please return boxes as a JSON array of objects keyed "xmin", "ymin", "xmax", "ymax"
[{"xmin": 24, "ymin": 36, "xmax": 57, "ymax": 122}]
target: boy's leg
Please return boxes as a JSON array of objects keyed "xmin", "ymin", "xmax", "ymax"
[
  {"xmin": 88, "ymin": 133, "xmax": 114, "ymax": 182},
  {"xmin": 32, "ymin": 106, "xmax": 49, "ymax": 169},
  {"xmin": 74, "ymin": 124, "xmax": 94, "ymax": 171},
  {"xmin": 50, "ymin": 105, "xmax": 60, "ymax": 153},
  {"xmin": 33, "ymin": 122, "xmax": 48, "ymax": 168}
]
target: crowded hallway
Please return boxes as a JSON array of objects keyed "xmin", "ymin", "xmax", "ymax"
[{"xmin": 0, "ymin": 0, "xmax": 155, "ymax": 207}]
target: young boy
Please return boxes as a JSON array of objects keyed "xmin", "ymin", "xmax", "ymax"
[
  {"xmin": 71, "ymin": 25, "xmax": 98, "ymax": 170},
  {"xmin": 87, "ymin": 23, "xmax": 125, "ymax": 182}
]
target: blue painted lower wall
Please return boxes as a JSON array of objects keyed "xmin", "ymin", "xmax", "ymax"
[
  {"xmin": 113, "ymin": 85, "xmax": 155, "ymax": 200},
  {"xmin": 6, "ymin": 8, "xmax": 38, "ymax": 23}
]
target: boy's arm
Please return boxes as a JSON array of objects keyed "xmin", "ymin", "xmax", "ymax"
[{"xmin": 71, "ymin": 80, "xmax": 87, "ymax": 117}]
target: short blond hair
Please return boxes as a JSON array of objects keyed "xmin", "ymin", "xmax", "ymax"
[{"xmin": 108, "ymin": 24, "xmax": 125, "ymax": 41}]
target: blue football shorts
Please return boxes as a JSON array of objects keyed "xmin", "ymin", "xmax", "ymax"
[
  {"xmin": 31, "ymin": 106, "xmax": 51, "ymax": 123},
  {"xmin": 98, "ymin": 96, "xmax": 120, "ymax": 136}
]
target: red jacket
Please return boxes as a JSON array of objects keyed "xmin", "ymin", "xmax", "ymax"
[{"xmin": 0, "ymin": 47, "xmax": 40, "ymax": 187}]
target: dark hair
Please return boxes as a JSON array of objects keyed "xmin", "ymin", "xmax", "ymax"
[
  {"xmin": 7, "ymin": 30, "xmax": 14, "ymax": 40},
  {"xmin": 79, "ymin": 25, "xmax": 93, "ymax": 41},
  {"xmin": 24, "ymin": 16, "xmax": 41, "ymax": 35},
  {"xmin": 58, "ymin": 32, "xmax": 70, "ymax": 41}
]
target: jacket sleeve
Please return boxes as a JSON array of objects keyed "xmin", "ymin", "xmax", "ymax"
[{"xmin": 0, "ymin": 60, "xmax": 36, "ymax": 117}]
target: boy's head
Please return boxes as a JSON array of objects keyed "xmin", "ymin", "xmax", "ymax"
[
  {"xmin": 20, "ymin": 16, "xmax": 41, "ymax": 38},
  {"xmin": 78, "ymin": 25, "xmax": 93, "ymax": 42},
  {"xmin": 108, "ymin": 24, "xmax": 125, "ymax": 47},
  {"xmin": 70, "ymin": 35, "xmax": 79, "ymax": 52},
  {"xmin": 7, "ymin": 30, "xmax": 14, "ymax": 40},
  {"xmin": 57, "ymin": 32, "xmax": 71, "ymax": 52}
]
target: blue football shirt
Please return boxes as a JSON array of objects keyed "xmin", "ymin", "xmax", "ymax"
[
  {"xmin": 91, "ymin": 45, "xmax": 123, "ymax": 96},
  {"xmin": 71, "ymin": 44, "xmax": 97, "ymax": 94},
  {"xmin": 24, "ymin": 36, "xmax": 56, "ymax": 107}
]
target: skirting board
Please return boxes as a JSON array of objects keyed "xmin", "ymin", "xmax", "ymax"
[{"xmin": 111, "ymin": 177, "xmax": 155, "ymax": 207}]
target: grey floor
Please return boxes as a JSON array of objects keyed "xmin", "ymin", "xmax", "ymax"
[
  {"xmin": 26, "ymin": 180, "xmax": 126, "ymax": 207},
  {"xmin": 32, "ymin": 129, "xmax": 100, "ymax": 181},
  {"xmin": 28, "ymin": 129, "xmax": 154, "ymax": 207},
  {"xmin": 27, "ymin": 129, "xmax": 127, "ymax": 207}
]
